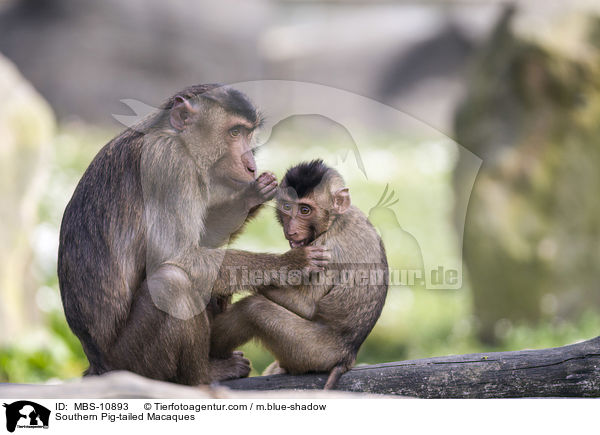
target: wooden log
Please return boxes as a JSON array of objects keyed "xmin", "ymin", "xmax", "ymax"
[
  {"xmin": 221, "ymin": 336, "xmax": 600, "ymax": 398},
  {"xmin": 0, "ymin": 371, "xmax": 376, "ymax": 399}
]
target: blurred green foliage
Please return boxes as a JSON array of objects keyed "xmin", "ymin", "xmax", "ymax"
[
  {"xmin": 0, "ymin": 312, "xmax": 87, "ymax": 382},
  {"xmin": 454, "ymin": 10, "xmax": 600, "ymax": 343}
]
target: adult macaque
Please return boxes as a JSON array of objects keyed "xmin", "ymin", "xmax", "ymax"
[
  {"xmin": 58, "ymin": 85, "xmax": 329, "ymax": 385},
  {"xmin": 211, "ymin": 160, "xmax": 389, "ymax": 389}
]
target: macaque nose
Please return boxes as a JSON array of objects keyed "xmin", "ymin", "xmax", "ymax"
[
  {"xmin": 242, "ymin": 152, "xmax": 256, "ymax": 176},
  {"xmin": 286, "ymin": 221, "xmax": 298, "ymax": 237}
]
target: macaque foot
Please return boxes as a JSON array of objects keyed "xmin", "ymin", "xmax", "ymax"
[
  {"xmin": 262, "ymin": 360, "xmax": 288, "ymax": 376},
  {"xmin": 210, "ymin": 351, "xmax": 251, "ymax": 382}
]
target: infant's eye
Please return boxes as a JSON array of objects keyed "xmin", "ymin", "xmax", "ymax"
[
  {"xmin": 229, "ymin": 127, "xmax": 241, "ymax": 137},
  {"xmin": 299, "ymin": 205, "xmax": 311, "ymax": 215},
  {"xmin": 282, "ymin": 203, "xmax": 292, "ymax": 211}
]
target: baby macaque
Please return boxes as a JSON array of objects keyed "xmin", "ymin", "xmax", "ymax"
[{"xmin": 211, "ymin": 160, "xmax": 389, "ymax": 389}]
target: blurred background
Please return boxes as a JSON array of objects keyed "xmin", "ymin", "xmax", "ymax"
[{"xmin": 1, "ymin": 0, "xmax": 599, "ymax": 382}]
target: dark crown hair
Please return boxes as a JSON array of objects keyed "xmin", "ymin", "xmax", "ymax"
[
  {"xmin": 162, "ymin": 84, "xmax": 261, "ymax": 125},
  {"xmin": 282, "ymin": 159, "xmax": 330, "ymax": 198}
]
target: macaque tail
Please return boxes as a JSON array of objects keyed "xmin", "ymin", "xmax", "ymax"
[{"xmin": 324, "ymin": 365, "xmax": 347, "ymax": 390}]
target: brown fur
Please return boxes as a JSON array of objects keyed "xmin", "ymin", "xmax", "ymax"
[
  {"xmin": 211, "ymin": 163, "xmax": 389, "ymax": 389},
  {"xmin": 58, "ymin": 85, "xmax": 327, "ymax": 385}
]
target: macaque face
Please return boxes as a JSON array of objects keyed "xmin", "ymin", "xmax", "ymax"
[
  {"xmin": 276, "ymin": 160, "xmax": 352, "ymax": 248},
  {"xmin": 277, "ymin": 195, "xmax": 329, "ymax": 248},
  {"xmin": 211, "ymin": 117, "xmax": 258, "ymax": 188},
  {"xmin": 170, "ymin": 94, "xmax": 260, "ymax": 190}
]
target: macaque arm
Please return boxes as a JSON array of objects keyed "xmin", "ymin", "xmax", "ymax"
[
  {"xmin": 261, "ymin": 287, "xmax": 317, "ymax": 319},
  {"xmin": 203, "ymin": 171, "xmax": 277, "ymax": 246},
  {"xmin": 226, "ymin": 203, "xmax": 264, "ymax": 242},
  {"xmin": 223, "ymin": 171, "xmax": 278, "ymax": 242},
  {"xmin": 216, "ymin": 204, "xmax": 264, "ymax": 243},
  {"xmin": 147, "ymin": 242, "xmax": 325, "ymax": 314},
  {"xmin": 210, "ymin": 248, "xmax": 294, "ymax": 297},
  {"xmin": 149, "ymin": 248, "xmax": 292, "ymax": 303},
  {"xmin": 201, "ymin": 199, "xmax": 262, "ymax": 247},
  {"xmin": 261, "ymin": 283, "xmax": 331, "ymax": 320},
  {"xmin": 206, "ymin": 246, "xmax": 329, "ymax": 298}
]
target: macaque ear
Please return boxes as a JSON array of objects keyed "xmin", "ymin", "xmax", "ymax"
[
  {"xmin": 333, "ymin": 187, "xmax": 351, "ymax": 214},
  {"xmin": 169, "ymin": 95, "xmax": 195, "ymax": 131}
]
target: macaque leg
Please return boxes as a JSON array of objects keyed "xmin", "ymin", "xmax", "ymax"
[
  {"xmin": 210, "ymin": 299, "xmax": 256, "ymax": 358},
  {"xmin": 106, "ymin": 281, "xmax": 209, "ymax": 384},
  {"xmin": 109, "ymin": 281, "xmax": 249, "ymax": 385},
  {"xmin": 211, "ymin": 294, "xmax": 343, "ymax": 373}
]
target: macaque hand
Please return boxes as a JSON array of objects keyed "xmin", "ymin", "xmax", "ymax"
[
  {"xmin": 282, "ymin": 245, "xmax": 331, "ymax": 274},
  {"xmin": 247, "ymin": 171, "xmax": 278, "ymax": 208},
  {"xmin": 303, "ymin": 245, "xmax": 331, "ymax": 273}
]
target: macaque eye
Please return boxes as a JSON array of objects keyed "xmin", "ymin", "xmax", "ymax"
[
  {"xmin": 229, "ymin": 127, "xmax": 241, "ymax": 137},
  {"xmin": 299, "ymin": 205, "xmax": 312, "ymax": 215},
  {"xmin": 282, "ymin": 203, "xmax": 292, "ymax": 211}
]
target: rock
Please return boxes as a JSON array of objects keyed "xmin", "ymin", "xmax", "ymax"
[{"xmin": 0, "ymin": 51, "xmax": 55, "ymax": 342}]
